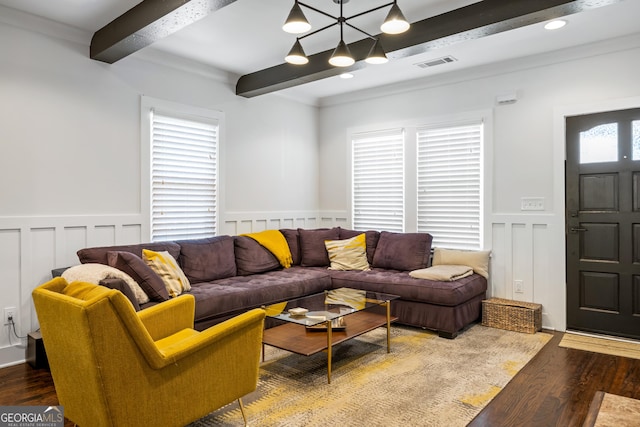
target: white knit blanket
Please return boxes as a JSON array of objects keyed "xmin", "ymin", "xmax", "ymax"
[
  {"xmin": 61, "ymin": 263, "xmax": 149, "ymax": 304},
  {"xmin": 409, "ymin": 264, "xmax": 473, "ymax": 281}
]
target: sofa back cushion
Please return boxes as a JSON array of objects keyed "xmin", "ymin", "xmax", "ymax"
[
  {"xmin": 338, "ymin": 228, "xmax": 380, "ymax": 265},
  {"xmin": 279, "ymin": 229, "xmax": 301, "ymax": 265},
  {"xmin": 234, "ymin": 236, "xmax": 281, "ymax": 276},
  {"xmin": 372, "ymin": 231, "xmax": 433, "ymax": 271},
  {"xmin": 77, "ymin": 242, "xmax": 181, "ymax": 265},
  {"xmin": 298, "ymin": 228, "xmax": 340, "ymax": 267},
  {"xmin": 175, "ymin": 236, "xmax": 236, "ymax": 283}
]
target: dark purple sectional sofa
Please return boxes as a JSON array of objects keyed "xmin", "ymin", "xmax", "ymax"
[{"xmin": 76, "ymin": 227, "xmax": 487, "ymax": 338}]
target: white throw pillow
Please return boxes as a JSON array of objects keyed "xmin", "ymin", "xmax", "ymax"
[{"xmin": 432, "ymin": 248, "xmax": 491, "ymax": 279}]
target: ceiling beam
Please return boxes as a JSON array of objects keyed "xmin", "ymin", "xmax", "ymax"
[
  {"xmin": 236, "ymin": 0, "xmax": 621, "ymax": 98},
  {"xmin": 90, "ymin": 0, "xmax": 238, "ymax": 63}
]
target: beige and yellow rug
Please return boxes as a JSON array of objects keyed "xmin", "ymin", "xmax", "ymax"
[
  {"xmin": 559, "ymin": 332, "xmax": 640, "ymax": 360},
  {"xmin": 584, "ymin": 392, "xmax": 640, "ymax": 427},
  {"xmin": 191, "ymin": 324, "xmax": 551, "ymax": 426}
]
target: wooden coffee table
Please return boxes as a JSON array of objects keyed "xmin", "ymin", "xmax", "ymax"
[{"xmin": 262, "ymin": 288, "xmax": 399, "ymax": 383}]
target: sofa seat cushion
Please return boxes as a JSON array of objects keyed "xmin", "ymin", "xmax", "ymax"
[
  {"xmin": 187, "ymin": 267, "xmax": 332, "ymax": 322},
  {"xmin": 326, "ymin": 268, "xmax": 487, "ymax": 306}
]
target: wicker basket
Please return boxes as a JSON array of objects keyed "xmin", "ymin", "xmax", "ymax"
[{"xmin": 482, "ymin": 298, "xmax": 542, "ymax": 334}]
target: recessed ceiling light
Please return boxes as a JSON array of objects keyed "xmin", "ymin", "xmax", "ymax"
[
  {"xmin": 340, "ymin": 73, "xmax": 354, "ymax": 79},
  {"xmin": 544, "ymin": 20, "xmax": 567, "ymax": 30}
]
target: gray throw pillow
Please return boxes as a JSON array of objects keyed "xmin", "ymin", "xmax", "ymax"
[{"xmin": 107, "ymin": 251, "xmax": 170, "ymax": 302}]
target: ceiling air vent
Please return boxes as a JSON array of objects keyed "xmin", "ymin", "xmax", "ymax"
[{"xmin": 415, "ymin": 56, "xmax": 457, "ymax": 68}]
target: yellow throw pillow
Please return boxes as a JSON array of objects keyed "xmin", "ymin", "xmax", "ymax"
[
  {"xmin": 324, "ymin": 234, "xmax": 370, "ymax": 271},
  {"xmin": 432, "ymin": 248, "xmax": 491, "ymax": 279},
  {"xmin": 142, "ymin": 249, "xmax": 191, "ymax": 297}
]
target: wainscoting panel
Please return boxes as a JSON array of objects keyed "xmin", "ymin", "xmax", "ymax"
[
  {"xmin": 1, "ymin": 211, "xmax": 351, "ymax": 366},
  {"xmin": 490, "ymin": 214, "xmax": 562, "ymax": 330},
  {"xmin": 0, "ymin": 215, "xmax": 145, "ymax": 365},
  {"xmin": 490, "ymin": 223, "xmax": 506, "ymax": 299}
]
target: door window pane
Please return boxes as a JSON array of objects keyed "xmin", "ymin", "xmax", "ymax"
[
  {"xmin": 633, "ymin": 120, "xmax": 640, "ymax": 160},
  {"xmin": 579, "ymin": 123, "xmax": 618, "ymax": 164}
]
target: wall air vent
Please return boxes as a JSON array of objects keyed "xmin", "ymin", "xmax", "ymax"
[{"xmin": 415, "ymin": 56, "xmax": 457, "ymax": 68}]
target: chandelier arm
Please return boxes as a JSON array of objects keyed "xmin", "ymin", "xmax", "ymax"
[
  {"xmin": 344, "ymin": 22, "xmax": 376, "ymax": 40},
  {"xmin": 345, "ymin": 2, "xmax": 394, "ymax": 22},
  {"xmin": 297, "ymin": 1, "xmax": 338, "ymax": 21},
  {"xmin": 297, "ymin": 21, "xmax": 339, "ymax": 41}
]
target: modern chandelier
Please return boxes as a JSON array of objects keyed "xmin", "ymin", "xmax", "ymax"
[{"xmin": 282, "ymin": 0, "xmax": 410, "ymax": 67}]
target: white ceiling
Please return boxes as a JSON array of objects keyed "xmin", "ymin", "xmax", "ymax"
[{"xmin": 2, "ymin": 0, "xmax": 640, "ymax": 103}]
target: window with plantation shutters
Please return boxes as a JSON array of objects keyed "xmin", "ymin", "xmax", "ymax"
[
  {"xmin": 417, "ymin": 122, "xmax": 482, "ymax": 249},
  {"xmin": 352, "ymin": 129, "xmax": 404, "ymax": 232},
  {"xmin": 151, "ymin": 112, "xmax": 218, "ymax": 241}
]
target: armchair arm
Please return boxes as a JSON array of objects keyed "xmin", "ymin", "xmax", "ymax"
[
  {"xmin": 150, "ymin": 308, "xmax": 266, "ymax": 369},
  {"xmin": 137, "ymin": 294, "xmax": 195, "ymax": 341}
]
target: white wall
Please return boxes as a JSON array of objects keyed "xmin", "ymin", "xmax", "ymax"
[
  {"xmin": 317, "ymin": 35, "xmax": 640, "ymax": 333},
  {"xmin": 0, "ymin": 13, "xmax": 320, "ymax": 366}
]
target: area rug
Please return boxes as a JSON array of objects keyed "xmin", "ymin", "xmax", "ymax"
[
  {"xmin": 559, "ymin": 332, "xmax": 640, "ymax": 360},
  {"xmin": 190, "ymin": 324, "xmax": 551, "ymax": 427},
  {"xmin": 583, "ymin": 391, "xmax": 640, "ymax": 427}
]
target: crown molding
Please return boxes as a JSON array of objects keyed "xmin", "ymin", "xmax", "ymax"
[
  {"xmin": 317, "ymin": 32, "xmax": 640, "ymax": 108},
  {"xmin": 0, "ymin": 4, "xmax": 90, "ymax": 46}
]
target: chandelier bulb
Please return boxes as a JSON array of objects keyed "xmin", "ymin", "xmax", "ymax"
[
  {"xmin": 329, "ymin": 40, "xmax": 355, "ymax": 67},
  {"xmin": 285, "ymin": 39, "xmax": 309, "ymax": 65},
  {"xmin": 381, "ymin": 2, "xmax": 410, "ymax": 34},
  {"xmin": 283, "ymin": 1, "xmax": 312, "ymax": 34}
]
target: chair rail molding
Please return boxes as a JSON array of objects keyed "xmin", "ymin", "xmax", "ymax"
[{"xmin": 222, "ymin": 210, "xmax": 348, "ymax": 235}]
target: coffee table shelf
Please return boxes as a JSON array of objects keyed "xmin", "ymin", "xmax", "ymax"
[
  {"xmin": 261, "ymin": 288, "xmax": 399, "ymax": 383},
  {"xmin": 263, "ymin": 310, "xmax": 398, "ymax": 356}
]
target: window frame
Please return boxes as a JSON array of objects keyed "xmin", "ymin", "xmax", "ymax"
[
  {"xmin": 141, "ymin": 96, "xmax": 225, "ymax": 242},
  {"xmin": 351, "ymin": 128, "xmax": 406, "ymax": 232},
  {"xmin": 347, "ymin": 110, "xmax": 492, "ymax": 250},
  {"xmin": 416, "ymin": 120, "xmax": 484, "ymax": 249}
]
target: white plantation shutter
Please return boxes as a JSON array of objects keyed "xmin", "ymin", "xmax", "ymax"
[
  {"xmin": 417, "ymin": 122, "xmax": 482, "ymax": 249},
  {"xmin": 151, "ymin": 112, "xmax": 218, "ymax": 241},
  {"xmin": 352, "ymin": 129, "xmax": 404, "ymax": 232}
]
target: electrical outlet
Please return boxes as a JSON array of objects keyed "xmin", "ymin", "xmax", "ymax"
[
  {"xmin": 4, "ymin": 307, "xmax": 16, "ymax": 326},
  {"xmin": 514, "ymin": 280, "xmax": 524, "ymax": 294}
]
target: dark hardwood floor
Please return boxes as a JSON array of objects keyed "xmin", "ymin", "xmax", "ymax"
[{"xmin": 1, "ymin": 330, "xmax": 640, "ymax": 426}]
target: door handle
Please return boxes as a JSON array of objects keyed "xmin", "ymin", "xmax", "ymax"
[{"xmin": 570, "ymin": 227, "xmax": 588, "ymax": 233}]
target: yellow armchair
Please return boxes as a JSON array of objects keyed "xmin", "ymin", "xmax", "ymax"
[{"xmin": 32, "ymin": 277, "xmax": 266, "ymax": 427}]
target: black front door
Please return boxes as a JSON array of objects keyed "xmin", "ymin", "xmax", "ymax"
[{"xmin": 565, "ymin": 108, "xmax": 640, "ymax": 339}]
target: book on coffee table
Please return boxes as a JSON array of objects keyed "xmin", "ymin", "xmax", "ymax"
[{"xmin": 305, "ymin": 315, "xmax": 346, "ymax": 331}]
